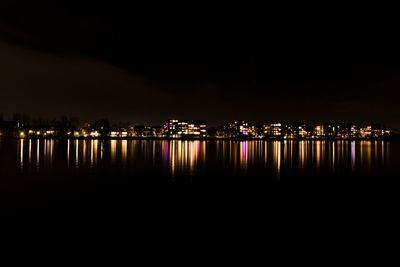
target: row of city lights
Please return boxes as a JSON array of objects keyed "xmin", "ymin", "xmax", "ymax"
[{"xmin": 4, "ymin": 119, "xmax": 392, "ymax": 139}]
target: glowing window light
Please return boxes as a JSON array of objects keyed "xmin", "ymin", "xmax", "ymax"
[{"xmin": 90, "ymin": 131, "xmax": 100, "ymax": 137}]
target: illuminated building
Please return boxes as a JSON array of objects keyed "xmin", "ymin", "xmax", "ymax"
[
  {"xmin": 313, "ymin": 124, "xmax": 336, "ymax": 138},
  {"xmin": 81, "ymin": 130, "xmax": 89, "ymax": 138},
  {"xmin": 213, "ymin": 125, "xmax": 228, "ymax": 138},
  {"xmin": 151, "ymin": 126, "xmax": 164, "ymax": 137},
  {"xmin": 361, "ymin": 124, "xmax": 390, "ymax": 139},
  {"xmin": 248, "ymin": 126, "xmax": 263, "ymax": 138},
  {"xmin": 360, "ymin": 126, "xmax": 372, "ymax": 138},
  {"xmin": 143, "ymin": 127, "xmax": 154, "ymax": 137},
  {"xmin": 133, "ymin": 125, "xmax": 145, "ymax": 137},
  {"xmin": 336, "ymin": 124, "xmax": 357, "ymax": 139},
  {"xmin": 132, "ymin": 126, "xmax": 163, "ymax": 137},
  {"xmin": 164, "ymin": 119, "xmax": 207, "ymax": 138},
  {"xmin": 44, "ymin": 130, "xmax": 56, "ymax": 137},
  {"xmin": 299, "ymin": 125, "xmax": 312, "ymax": 138},
  {"xmin": 109, "ymin": 130, "xmax": 129, "ymax": 138},
  {"xmin": 263, "ymin": 123, "xmax": 282, "ymax": 138},
  {"xmin": 283, "ymin": 123, "xmax": 308, "ymax": 139},
  {"xmin": 314, "ymin": 125, "xmax": 323, "ymax": 137},
  {"xmin": 110, "ymin": 131, "xmax": 119, "ymax": 138},
  {"xmin": 350, "ymin": 125, "xmax": 359, "ymax": 139},
  {"xmin": 227, "ymin": 121, "xmax": 249, "ymax": 138},
  {"xmin": 90, "ymin": 131, "xmax": 100, "ymax": 138},
  {"xmin": 371, "ymin": 124, "xmax": 388, "ymax": 138},
  {"xmin": 325, "ymin": 124, "xmax": 336, "ymax": 138},
  {"xmin": 23, "ymin": 128, "xmax": 59, "ymax": 138}
]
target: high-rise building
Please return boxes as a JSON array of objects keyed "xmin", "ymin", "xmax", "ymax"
[
  {"xmin": 337, "ymin": 124, "xmax": 358, "ymax": 139},
  {"xmin": 263, "ymin": 123, "xmax": 282, "ymax": 138},
  {"xmin": 313, "ymin": 124, "xmax": 336, "ymax": 138},
  {"xmin": 283, "ymin": 123, "xmax": 308, "ymax": 139},
  {"xmin": 227, "ymin": 121, "xmax": 249, "ymax": 138},
  {"xmin": 164, "ymin": 119, "xmax": 207, "ymax": 138}
]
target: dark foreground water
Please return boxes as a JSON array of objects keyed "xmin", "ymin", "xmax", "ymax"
[
  {"xmin": 1, "ymin": 139, "xmax": 399, "ymax": 183},
  {"xmin": 1, "ymin": 139, "xmax": 399, "ymax": 225}
]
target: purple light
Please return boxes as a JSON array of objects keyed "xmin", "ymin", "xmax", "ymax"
[
  {"xmin": 242, "ymin": 141, "xmax": 248, "ymax": 160},
  {"xmin": 164, "ymin": 142, "xmax": 168, "ymax": 166}
]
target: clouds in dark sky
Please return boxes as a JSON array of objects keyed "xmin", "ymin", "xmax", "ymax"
[
  {"xmin": 0, "ymin": 2, "xmax": 399, "ymax": 127},
  {"xmin": 0, "ymin": 41, "xmax": 243, "ymax": 125}
]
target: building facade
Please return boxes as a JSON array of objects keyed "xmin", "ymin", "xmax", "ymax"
[{"xmin": 164, "ymin": 120, "xmax": 207, "ymax": 138}]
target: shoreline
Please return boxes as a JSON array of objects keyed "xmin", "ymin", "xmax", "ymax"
[{"xmin": 1, "ymin": 137, "xmax": 397, "ymax": 141}]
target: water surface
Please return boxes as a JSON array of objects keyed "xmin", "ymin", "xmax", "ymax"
[{"xmin": 1, "ymin": 139, "xmax": 398, "ymax": 184}]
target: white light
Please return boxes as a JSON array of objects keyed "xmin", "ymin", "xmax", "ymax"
[{"xmin": 90, "ymin": 131, "xmax": 100, "ymax": 137}]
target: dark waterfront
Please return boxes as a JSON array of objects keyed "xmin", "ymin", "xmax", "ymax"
[{"xmin": 1, "ymin": 139, "xmax": 399, "ymax": 184}]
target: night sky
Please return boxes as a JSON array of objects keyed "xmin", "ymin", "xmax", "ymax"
[{"xmin": 0, "ymin": 1, "xmax": 398, "ymax": 127}]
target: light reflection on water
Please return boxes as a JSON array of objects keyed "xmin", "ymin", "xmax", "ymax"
[
  {"xmin": 9, "ymin": 139, "xmax": 395, "ymax": 179},
  {"xmin": 167, "ymin": 140, "xmax": 204, "ymax": 176}
]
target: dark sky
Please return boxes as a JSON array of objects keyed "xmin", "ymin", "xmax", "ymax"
[{"xmin": 0, "ymin": 1, "xmax": 398, "ymax": 127}]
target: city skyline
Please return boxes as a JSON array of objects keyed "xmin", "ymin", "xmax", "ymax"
[
  {"xmin": 0, "ymin": 111, "xmax": 398, "ymax": 129},
  {"xmin": 0, "ymin": 115, "xmax": 395, "ymax": 140}
]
